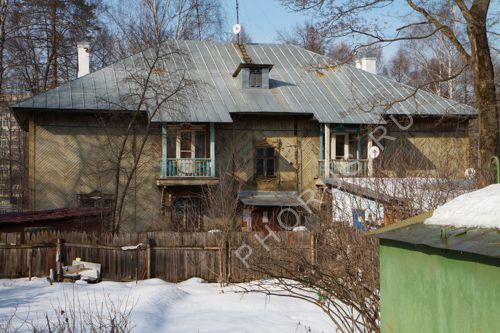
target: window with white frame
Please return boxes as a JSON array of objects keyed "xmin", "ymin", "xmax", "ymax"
[
  {"xmin": 332, "ymin": 133, "xmax": 360, "ymax": 159},
  {"xmin": 167, "ymin": 126, "xmax": 207, "ymax": 159}
]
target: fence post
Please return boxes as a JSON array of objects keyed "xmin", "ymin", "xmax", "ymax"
[
  {"xmin": 310, "ymin": 234, "xmax": 316, "ymax": 266},
  {"xmin": 219, "ymin": 239, "xmax": 225, "ymax": 284},
  {"xmin": 56, "ymin": 238, "xmax": 62, "ymax": 282},
  {"xmin": 27, "ymin": 249, "xmax": 33, "ymax": 281},
  {"xmin": 146, "ymin": 238, "xmax": 152, "ymax": 279}
]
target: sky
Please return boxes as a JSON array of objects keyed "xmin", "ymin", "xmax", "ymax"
[
  {"xmin": 219, "ymin": 0, "xmax": 408, "ymax": 58},
  {"xmin": 220, "ymin": 0, "xmax": 309, "ymax": 44}
]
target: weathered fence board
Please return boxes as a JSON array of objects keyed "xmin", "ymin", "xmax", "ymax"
[{"xmin": 0, "ymin": 231, "xmax": 313, "ymax": 282}]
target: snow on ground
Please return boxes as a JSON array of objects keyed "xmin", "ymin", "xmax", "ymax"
[
  {"xmin": 0, "ymin": 277, "xmax": 334, "ymax": 333},
  {"xmin": 425, "ymin": 184, "xmax": 500, "ymax": 229}
]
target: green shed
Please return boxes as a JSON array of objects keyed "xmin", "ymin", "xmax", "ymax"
[{"xmin": 371, "ymin": 185, "xmax": 500, "ymax": 333}]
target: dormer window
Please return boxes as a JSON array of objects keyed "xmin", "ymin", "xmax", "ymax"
[
  {"xmin": 249, "ymin": 69, "xmax": 263, "ymax": 88},
  {"xmin": 232, "ymin": 63, "xmax": 273, "ymax": 89}
]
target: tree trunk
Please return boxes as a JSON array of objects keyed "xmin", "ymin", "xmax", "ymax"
[
  {"xmin": 467, "ymin": 5, "xmax": 498, "ymax": 185},
  {"xmin": 50, "ymin": 0, "xmax": 58, "ymax": 88}
]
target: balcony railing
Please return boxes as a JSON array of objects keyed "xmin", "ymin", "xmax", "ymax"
[
  {"xmin": 319, "ymin": 159, "xmax": 369, "ymax": 178},
  {"xmin": 160, "ymin": 159, "xmax": 212, "ymax": 178}
]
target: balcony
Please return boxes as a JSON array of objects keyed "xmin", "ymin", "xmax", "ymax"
[
  {"xmin": 319, "ymin": 159, "xmax": 370, "ymax": 178},
  {"xmin": 157, "ymin": 158, "xmax": 218, "ymax": 186},
  {"xmin": 160, "ymin": 159, "xmax": 213, "ymax": 177}
]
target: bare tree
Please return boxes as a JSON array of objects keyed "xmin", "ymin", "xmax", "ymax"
[
  {"xmin": 280, "ymin": 0, "xmax": 498, "ymax": 185},
  {"xmin": 7, "ymin": 0, "xmax": 101, "ymax": 93},
  {"xmin": 327, "ymin": 41, "xmax": 354, "ymax": 64},
  {"xmin": 64, "ymin": 1, "xmax": 196, "ymax": 232},
  {"xmin": 277, "ymin": 21, "xmax": 328, "ymax": 54},
  {"xmin": 102, "ymin": 0, "xmax": 225, "ymax": 60},
  {"xmin": 202, "ymin": 167, "xmax": 244, "ymax": 233},
  {"xmin": 105, "ymin": 47, "xmax": 194, "ymax": 232},
  {"xmin": 385, "ymin": 48, "xmax": 412, "ymax": 83},
  {"xmin": 241, "ymin": 219, "xmax": 380, "ymax": 333}
]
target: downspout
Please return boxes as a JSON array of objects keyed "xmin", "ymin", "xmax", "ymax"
[
  {"xmin": 210, "ymin": 123, "xmax": 215, "ymax": 177},
  {"xmin": 161, "ymin": 123, "xmax": 167, "ymax": 177},
  {"xmin": 358, "ymin": 125, "xmax": 362, "ymax": 159},
  {"xmin": 28, "ymin": 112, "xmax": 36, "ymax": 210},
  {"xmin": 319, "ymin": 124, "xmax": 324, "ymax": 160}
]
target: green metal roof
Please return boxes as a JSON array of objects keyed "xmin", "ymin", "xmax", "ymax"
[
  {"xmin": 370, "ymin": 212, "xmax": 500, "ymax": 259},
  {"xmin": 12, "ymin": 40, "xmax": 475, "ymax": 126}
]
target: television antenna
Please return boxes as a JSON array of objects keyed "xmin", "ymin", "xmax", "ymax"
[{"xmin": 233, "ymin": 0, "xmax": 241, "ymax": 44}]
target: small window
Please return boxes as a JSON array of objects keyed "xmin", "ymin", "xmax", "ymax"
[
  {"xmin": 256, "ymin": 146, "xmax": 276, "ymax": 177},
  {"xmin": 262, "ymin": 210, "xmax": 269, "ymax": 224},
  {"xmin": 249, "ymin": 69, "xmax": 262, "ymax": 88},
  {"xmin": 77, "ymin": 191, "xmax": 114, "ymax": 209}
]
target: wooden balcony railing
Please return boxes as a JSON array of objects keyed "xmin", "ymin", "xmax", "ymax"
[
  {"xmin": 160, "ymin": 159, "xmax": 212, "ymax": 178},
  {"xmin": 319, "ymin": 159, "xmax": 369, "ymax": 177}
]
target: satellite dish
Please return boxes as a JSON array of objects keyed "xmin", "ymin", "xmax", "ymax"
[
  {"xmin": 464, "ymin": 168, "xmax": 476, "ymax": 179},
  {"xmin": 232, "ymin": 24, "xmax": 241, "ymax": 34},
  {"xmin": 368, "ymin": 146, "xmax": 380, "ymax": 159}
]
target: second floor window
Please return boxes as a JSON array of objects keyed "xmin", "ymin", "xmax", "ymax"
[{"xmin": 256, "ymin": 146, "xmax": 276, "ymax": 177}]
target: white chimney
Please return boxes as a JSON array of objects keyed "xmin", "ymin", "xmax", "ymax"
[
  {"xmin": 355, "ymin": 57, "xmax": 377, "ymax": 75},
  {"xmin": 77, "ymin": 41, "xmax": 90, "ymax": 78}
]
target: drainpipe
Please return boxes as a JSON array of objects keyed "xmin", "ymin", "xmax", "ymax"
[
  {"xmin": 324, "ymin": 124, "xmax": 331, "ymax": 178},
  {"xmin": 162, "ymin": 124, "xmax": 167, "ymax": 177},
  {"xmin": 210, "ymin": 123, "xmax": 215, "ymax": 177},
  {"xmin": 319, "ymin": 124, "xmax": 324, "ymax": 161}
]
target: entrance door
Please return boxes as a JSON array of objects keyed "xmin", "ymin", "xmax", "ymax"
[
  {"xmin": 333, "ymin": 134, "xmax": 348, "ymax": 160},
  {"xmin": 178, "ymin": 131, "xmax": 194, "ymax": 175},
  {"xmin": 331, "ymin": 133, "xmax": 361, "ymax": 176},
  {"xmin": 172, "ymin": 197, "xmax": 202, "ymax": 231}
]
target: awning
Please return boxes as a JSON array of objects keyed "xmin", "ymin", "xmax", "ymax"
[{"xmin": 239, "ymin": 191, "xmax": 308, "ymax": 208}]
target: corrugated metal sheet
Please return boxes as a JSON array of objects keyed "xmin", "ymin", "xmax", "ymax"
[
  {"xmin": 12, "ymin": 41, "xmax": 475, "ymax": 124},
  {"xmin": 372, "ymin": 214, "xmax": 500, "ymax": 259}
]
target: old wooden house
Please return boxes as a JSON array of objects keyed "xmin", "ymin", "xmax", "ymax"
[{"xmin": 10, "ymin": 41, "xmax": 475, "ymax": 232}]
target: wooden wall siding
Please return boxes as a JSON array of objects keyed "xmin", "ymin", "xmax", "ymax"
[
  {"xmin": 29, "ymin": 112, "xmax": 469, "ymax": 232},
  {"xmin": 215, "ymin": 117, "xmax": 320, "ymax": 193},
  {"xmin": 381, "ymin": 121, "xmax": 470, "ymax": 177},
  {"xmin": 0, "ymin": 231, "xmax": 313, "ymax": 282},
  {"xmin": 33, "ymin": 121, "xmax": 164, "ymax": 232}
]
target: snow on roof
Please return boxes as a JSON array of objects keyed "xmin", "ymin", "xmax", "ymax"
[{"xmin": 425, "ymin": 184, "xmax": 500, "ymax": 229}]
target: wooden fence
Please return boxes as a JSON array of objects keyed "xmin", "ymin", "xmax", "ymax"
[{"xmin": 0, "ymin": 230, "xmax": 314, "ymax": 282}]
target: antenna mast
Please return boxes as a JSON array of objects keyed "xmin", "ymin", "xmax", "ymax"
[{"xmin": 236, "ymin": 0, "xmax": 240, "ymax": 44}]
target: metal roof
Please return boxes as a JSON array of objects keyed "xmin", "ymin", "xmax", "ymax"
[
  {"xmin": 12, "ymin": 40, "xmax": 475, "ymax": 124},
  {"xmin": 239, "ymin": 191, "xmax": 308, "ymax": 207},
  {"xmin": 370, "ymin": 212, "xmax": 500, "ymax": 259},
  {"xmin": 322, "ymin": 177, "xmax": 405, "ymax": 204},
  {"xmin": 0, "ymin": 207, "xmax": 107, "ymax": 225}
]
